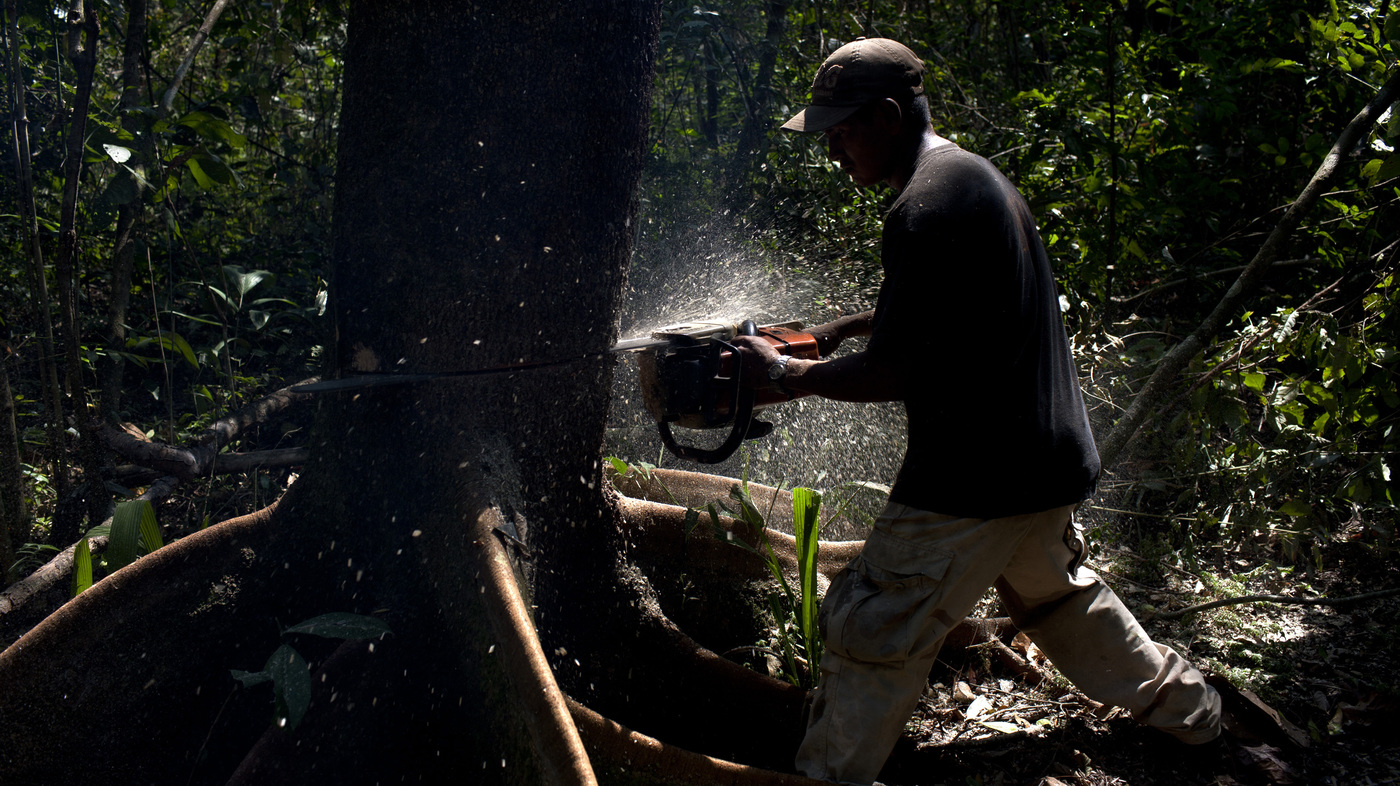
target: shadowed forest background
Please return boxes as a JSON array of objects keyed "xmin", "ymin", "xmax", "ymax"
[{"xmin": 1, "ymin": 0, "xmax": 1397, "ymax": 783}]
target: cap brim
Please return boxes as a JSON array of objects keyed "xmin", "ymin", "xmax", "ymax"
[{"xmin": 781, "ymin": 103, "xmax": 862, "ymax": 133}]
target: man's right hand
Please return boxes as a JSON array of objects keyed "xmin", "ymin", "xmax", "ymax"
[{"xmin": 807, "ymin": 311, "xmax": 875, "ymax": 356}]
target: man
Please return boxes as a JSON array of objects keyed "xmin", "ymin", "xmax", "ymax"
[{"xmin": 732, "ymin": 38, "xmax": 1222, "ymax": 785}]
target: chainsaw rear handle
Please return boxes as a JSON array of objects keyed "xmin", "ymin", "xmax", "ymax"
[{"xmin": 655, "ymin": 321, "xmax": 764, "ymax": 464}]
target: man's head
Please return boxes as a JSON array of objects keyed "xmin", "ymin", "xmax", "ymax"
[
  {"xmin": 783, "ymin": 39, "xmax": 932, "ymax": 187},
  {"xmin": 782, "ymin": 38, "xmax": 926, "ymax": 134}
]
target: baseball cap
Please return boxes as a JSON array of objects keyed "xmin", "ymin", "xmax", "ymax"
[{"xmin": 782, "ymin": 38, "xmax": 926, "ymax": 133}]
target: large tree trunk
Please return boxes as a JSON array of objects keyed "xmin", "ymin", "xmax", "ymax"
[{"xmin": 0, "ymin": 1, "xmax": 668, "ymax": 782}]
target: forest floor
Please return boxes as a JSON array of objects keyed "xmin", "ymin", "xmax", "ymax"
[
  {"xmin": 6, "ymin": 466, "xmax": 1395, "ymax": 785},
  {"xmin": 874, "ymin": 535, "xmax": 1400, "ymax": 786}
]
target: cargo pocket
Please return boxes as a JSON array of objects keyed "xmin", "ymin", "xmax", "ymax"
[{"xmin": 823, "ymin": 528, "xmax": 954, "ymax": 665}]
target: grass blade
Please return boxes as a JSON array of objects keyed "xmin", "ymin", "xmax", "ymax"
[
  {"xmin": 792, "ymin": 487, "xmax": 823, "ymax": 680},
  {"xmin": 71, "ymin": 539, "xmax": 93, "ymax": 597}
]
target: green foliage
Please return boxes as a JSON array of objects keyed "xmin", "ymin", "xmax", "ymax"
[
  {"xmin": 231, "ymin": 612, "xmax": 391, "ymax": 731},
  {"xmin": 9, "ymin": 542, "xmax": 58, "ymax": 579},
  {"xmin": 706, "ymin": 480, "xmax": 826, "ymax": 689},
  {"xmin": 1135, "ymin": 267, "xmax": 1398, "ymax": 561},
  {"xmin": 3, "ymin": 0, "xmax": 341, "ymax": 460}
]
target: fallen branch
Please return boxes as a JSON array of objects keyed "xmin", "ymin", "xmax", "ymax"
[
  {"xmin": 1154, "ymin": 586, "xmax": 1400, "ymax": 620},
  {"xmin": 970, "ymin": 637, "xmax": 1054, "ymax": 688},
  {"xmin": 1166, "ymin": 270, "xmax": 1349, "ymax": 411},
  {"xmin": 201, "ymin": 378, "xmax": 315, "ymax": 448},
  {"xmin": 0, "ymin": 476, "xmax": 177, "ymax": 618},
  {"xmin": 97, "ymin": 379, "xmax": 314, "ymax": 480}
]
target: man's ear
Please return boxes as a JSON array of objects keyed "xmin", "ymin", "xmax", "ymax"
[{"xmin": 876, "ymin": 97, "xmax": 903, "ymax": 134}]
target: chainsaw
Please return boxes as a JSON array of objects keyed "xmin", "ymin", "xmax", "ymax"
[
  {"xmin": 293, "ymin": 318, "xmax": 817, "ymax": 464},
  {"xmin": 632, "ymin": 319, "xmax": 817, "ymax": 464}
]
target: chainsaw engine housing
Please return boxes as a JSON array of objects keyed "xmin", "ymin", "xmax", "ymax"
[{"xmin": 636, "ymin": 320, "xmax": 818, "ymax": 462}]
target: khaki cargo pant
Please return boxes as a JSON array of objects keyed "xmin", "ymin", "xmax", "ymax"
[{"xmin": 795, "ymin": 503, "xmax": 1221, "ymax": 785}]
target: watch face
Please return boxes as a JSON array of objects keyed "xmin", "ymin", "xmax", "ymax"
[{"xmin": 768, "ymin": 359, "xmax": 786, "ymax": 380}]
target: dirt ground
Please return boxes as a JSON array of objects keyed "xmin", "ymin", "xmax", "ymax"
[{"xmin": 872, "ymin": 540, "xmax": 1400, "ymax": 786}]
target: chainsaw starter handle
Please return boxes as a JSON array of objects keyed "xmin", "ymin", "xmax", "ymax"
[{"xmin": 655, "ymin": 332, "xmax": 760, "ymax": 464}]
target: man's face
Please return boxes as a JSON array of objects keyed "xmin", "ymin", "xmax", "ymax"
[{"xmin": 824, "ymin": 106, "xmax": 898, "ymax": 187}]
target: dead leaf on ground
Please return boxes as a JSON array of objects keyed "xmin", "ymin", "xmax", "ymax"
[{"xmin": 1236, "ymin": 743, "xmax": 1301, "ymax": 785}]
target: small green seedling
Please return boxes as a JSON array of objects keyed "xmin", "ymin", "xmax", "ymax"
[{"xmin": 231, "ymin": 612, "xmax": 392, "ymax": 730}]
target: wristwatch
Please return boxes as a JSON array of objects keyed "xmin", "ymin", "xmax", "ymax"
[{"xmin": 767, "ymin": 355, "xmax": 792, "ymax": 395}]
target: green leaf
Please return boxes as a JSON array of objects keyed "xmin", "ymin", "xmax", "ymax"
[
  {"xmin": 227, "ymin": 266, "xmax": 275, "ymax": 298},
  {"xmin": 1243, "ymin": 372, "xmax": 1266, "ymax": 392},
  {"xmin": 284, "ymin": 612, "xmax": 391, "ymax": 640},
  {"xmin": 169, "ymin": 310, "xmax": 224, "ymax": 327},
  {"xmin": 607, "ymin": 456, "xmax": 630, "ymax": 476},
  {"xmin": 186, "ymin": 156, "xmax": 217, "ymax": 189},
  {"xmin": 230, "ymin": 669, "xmax": 272, "ymax": 688},
  {"xmin": 168, "ymin": 333, "xmax": 199, "ymax": 368},
  {"xmin": 1374, "ymin": 155, "xmax": 1400, "ymax": 184},
  {"xmin": 265, "ymin": 644, "xmax": 311, "ymax": 730},
  {"xmin": 101, "ymin": 168, "xmax": 141, "ymax": 205},
  {"xmin": 728, "ymin": 484, "xmax": 765, "ymax": 529},
  {"xmin": 107, "ymin": 500, "xmax": 147, "ymax": 571},
  {"xmin": 1278, "ymin": 499, "xmax": 1313, "ymax": 517},
  {"xmin": 683, "ymin": 507, "xmax": 699, "ymax": 538},
  {"xmin": 977, "ymin": 720, "xmax": 1021, "ymax": 734},
  {"xmin": 140, "ymin": 508, "xmax": 165, "ymax": 552},
  {"xmin": 178, "ymin": 110, "xmax": 248, "ymax": 149},
  {"xmin": 71, "ymin": 539, "xmax": 93, "ymax": 597},
  {"xmin": 192, "ymin": 152, "xmax": 239, "ymax": 187}
]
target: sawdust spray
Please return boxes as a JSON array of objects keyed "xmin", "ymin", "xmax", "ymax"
[{"xmin": 605, "ymin": 221, "xmax": 904, "ymax": 537}]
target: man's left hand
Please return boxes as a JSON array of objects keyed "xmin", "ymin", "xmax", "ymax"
[{"xmin": 730, "ymin": 335, "xmax": 781, "ymax": 388}]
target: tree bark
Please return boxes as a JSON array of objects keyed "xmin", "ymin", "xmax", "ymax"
[
  {"xmin": 51, "ymin": 0, "xmax": 106, "ymax": 543},
  {"xmin": 98, "ymin": 0, "xmax": 150, "ymax": 421},
  {"xmin": 1097, "ymin": 68, "xmax": 1400, "ymax": 468}
]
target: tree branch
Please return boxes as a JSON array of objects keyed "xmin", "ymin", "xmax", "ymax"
[
  {"xmin": 1097, "ymin": 69, "xmax": 1400, "ymax": 468},
  {"xmin": 199, "ymin": 377, "xmax": 315, "ymax": 447},
  {"xmin": 159, "ymin": 0, "xmax": 234, "ymax": 114},
  {"xmin": 1153, "ymin": 586, "xmax": 1400, "ymax": 621}
]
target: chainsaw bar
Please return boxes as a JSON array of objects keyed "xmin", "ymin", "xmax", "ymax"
[{"xmin": 291, "ymin": 332, "xmax": 679, "ymax": 394}]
